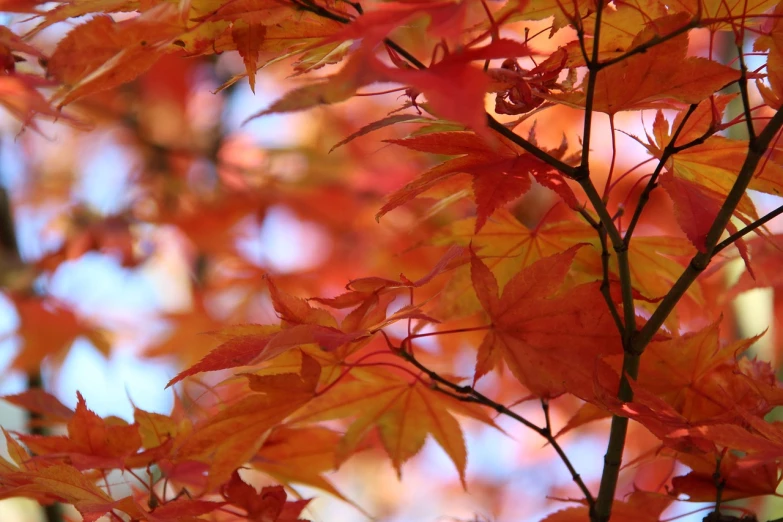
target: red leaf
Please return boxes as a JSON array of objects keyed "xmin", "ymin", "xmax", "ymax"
[
  {"xmin": 223, "ymin": 472, "xmax": 310, "ymax": 521},
  {"xmin": 380, "ymin": 131, "xmax": 563, "ymax": 230}
]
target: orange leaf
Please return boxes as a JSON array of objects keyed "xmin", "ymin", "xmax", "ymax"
[
  {"xmin": 470, "ymin": 247, "xmax": 622, "ymax": 397},
  {"xmin": 11, "ymin": 295, "xmax": 109, "ymax": 372},
  {"xmin": 18, "ymin": 392, "xmax": 141, "ymax": 470},
  {"xmin": 290, "ymin": 367, "xmax": 495, "ymax": 487},
  {"xmin": 542, "ymin": 491, "xmax": 672, "ymax": 522},
  {"xmin": 254, "ymin": 426, "xmax": 351, "ymax": 503},
  {"xmin": 48, "ymin": 8, "xmax": 180, "ymax": 106},
  {"xmin": 2, "ymin": 389, "xmax": 74, "ymax": 424},
  {"xmin": 3, "ymin": 464, "xmax": 119, "ymax": 521},
  {"xmin": 166, "ymin": 324, "xmax": 280, "ymax": 387},
  {"xmin": 143, "ymin": 499, "xmax": 225, "ymax": 522},
  {"xmin": 176, "ymin": 355, "xmax": 320, "ymax": 490},
  {"xmin": 232, "ymin": 20, "xmax": 265, "ymax": 93},
  {"xmin": 555, "ymin": 14, "xmax": 739, "ymax": 114}
]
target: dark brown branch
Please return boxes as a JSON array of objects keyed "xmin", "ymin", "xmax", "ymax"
[
  {"xmin": 634, "ymin": 106, "xmax": 783, "ymax": 352},
  {"xmin": 736, "ymin": 45, "xmax": 757, "ymax": 142},
  {"xmin": 623, "ymin": 103, "xmax": 700, "ymax": 243},
  {"xmin": 487, "ymin": 116, "xmax": 578, "ymax": 176},
  {"xmin": 713, "ymin": 203, "xmax": 783, "ymax": 254},
  {"xmin": 579, "ymin": 0, "xmax": 605, "ymax": 171},
  {"xmin": 594, "ymin": 18, "xmax": 701, "ymax": 70},
  {"xmin": 396, "ymin": 347, "xmax": 595, "ymax": 509}
]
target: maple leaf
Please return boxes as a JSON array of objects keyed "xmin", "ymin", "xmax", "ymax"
[
  {"xmin": 24, "ymin": 0, "xmax": 141, "ymax": 37},
  {"xmin": 166, "ymin": 324, "xmax": 281, "ymax": 388},
  {"xmin": 133, "ymin": 498, "xmax": 225, "ymax": 522},
  {"xmin": 253, "ymin": 426, "xmax": 352, "ymax": 503},
  {"xmin": 327, "ymin": 0, "xmax": 467, "ymax": 47},
  {"xmin": 223, "ymin": 471, "xmax": 309, "ymax": 522},
  {"xmin": 289, "ymin": 367, "xmax": 495, "ymax": 487},
  {"xmin": 433, "ymin": 209, "xmax": 601, "ymax": 316},
  {"xmin": 168, "ymin": 263, "xmax": 444, "ymax": 387},
  {"xmin": 17, "ymin": 391, "xmax": 142, "ymax": 470},
  {"xmin": 638, "ymin": 100, "xmax": 783, "ymax": 251},
  {"xmin": 2, "ymin": 389, "xmax": 74, "ymax": 424},
  {"xmin": 659, "ymin": 169, "xmax": 727, "ymax": 252},
  {"xmin": 673, "ymin": 451, "xmax": 782, "ymax": 501},
  {"xmin": 36, "ymin": 207, "xmax": 144, "ymax": 271},
  {"xmin": 470, "ymin": 246, "xmax": 622, "ymax": 397},
  {"xmin": 612, "ymin": 234, "xmax": 702, "ymax": 304},
  {"xmin": 571, "ymin": 0, "xmax": 669, "ymax": 64},
  {"xmin": 0, "ymin": 429, "xmax": 34, "ymax": 473},
  {"xmin": 0, "ymin": 75, "xmax": 87, "ymax": 131},
  {"xmin": 668, "ymin": 0, "xmax": 778, "ymax": 30},
  {"xmin": 0, "ymin": 464, "xmax": 121, "ymax": 521},
  {"xmin": 0, "ymin": 26, "xmax": 44, "ymax": 63},
  {"xmin": 174, "ymin": 353, "xmax": 320, "ymax": 490},
  {"xmin": 243, "ymin": 50, "xmax": 379, "ymax": 122},
  {"xmin": 729, "ymin": 235, "xmax": 783, "ymax": 305},
  {"xmin": 232, "ymin": 21, "xmax": 265, "ymax": 94},
  {"xmin": 247, "ymin": 38, "xmax": 531, "ymax": 133},
  {"xmin": 379, "ymin": 131, "xmax": 572, "ymax": 231},
  {"xmin": 554, "ymin": 14, "xmax": 739, "ymax": 114},
  {"xmin": 48, "ymin": 7, "xmax": 181, "ymax": 106},
  {"xmin": 755, "ymin": 3, "xmax": 783, "ymax": 108},
  {"xmin": 10, "ymin": 295, "xmax": 109, "ymax": 373},
  {"xmin": 500, "ymin": 0, "xmax": 592, "ymax": 35},
  {"xmin": 665, "ymin": 135, "xmax": 783, "ymax": 200},
  {"xmin": 607, "ymin": 320, "xmax": 766, "ymax": 422},
  {"xmin": 643, "ymin": 96, "xmax": 735, "ymax": 155}
]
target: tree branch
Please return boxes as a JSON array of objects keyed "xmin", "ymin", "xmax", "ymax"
[
  {"xmin": 736, "ymin": 44, "xmax": 756, "ymax": 142},
  {"xmin": 623, "ymin": 103, "xmax": 699, "ymax": 243},
  {"xmin": 635, "ymin": 106, "xmax": 783, "ymax": 351},
  {"xmin": 487, "ymin": 115, "xmax": 578, "ymax": 176},
  {"xmin": 396, "ymin": 347, "xmax": 595, "ymax": 509},
  {"xmin": 594, "ymin": 18, "xmax": 701, "ymax": 70},
  {"xmin": 578, "ymin": 0, "xmax": 605, "ymax": 172},
  {"xmin": 713, "ymin": 203, "xmax": 783, "ymax": 255}
]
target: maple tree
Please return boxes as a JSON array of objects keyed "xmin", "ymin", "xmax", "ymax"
[{"xmin": 4, "ymin": 0, "xmax": 783, "ymax": 521}]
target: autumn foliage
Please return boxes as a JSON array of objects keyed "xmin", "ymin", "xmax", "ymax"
[{"xmin": 4, "ymin": 0, "xmax": 783, "ymax": 520}]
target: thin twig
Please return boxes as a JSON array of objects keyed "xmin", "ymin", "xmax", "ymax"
[
  {"xmin": 579, "ymin": 0, "xmax": 605, "ymax": 171},
  {"xmin": 623, "ymin": 103, "xmax": 700, "ymax": 243},
  {"xmin": 713, "ymin": 203, "xmax": 783, "ymax": 254},
  {"xmin": 487, "ymin": 115, "xmax": 578, "ymax": 176},
  {"xmin": 736, "ymin": 46, "xmax": 757, "ymax": 141},
  {"xmin": 291, "ymin": 0, "xmax": 577, "ymax": 177},
  {"xmin": 635, "ymin": 106, "xmax": 783, "ymax": 351},
  {"xmin": 594, "ymin": 18, "xmax": 701, "ymax": 70},
  {"xmin": 396, "ymin": 346, "xmax": 595, "ymax": 509}
]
